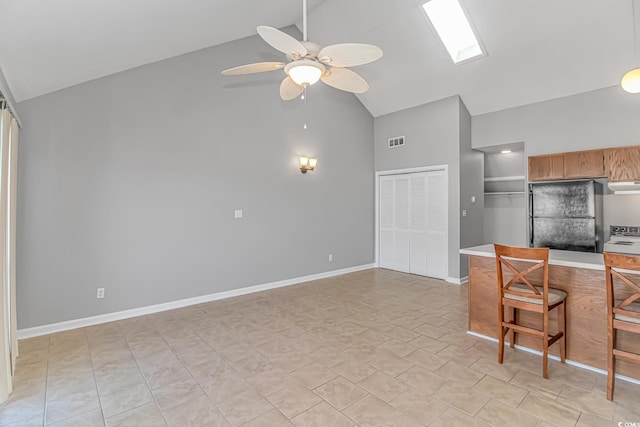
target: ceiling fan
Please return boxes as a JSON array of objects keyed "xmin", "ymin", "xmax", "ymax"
[{"xmin": 221, "ymin": 0, "xmax": 383, "ymax": 101}]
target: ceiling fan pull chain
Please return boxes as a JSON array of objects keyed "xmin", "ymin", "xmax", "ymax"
[{"xmin": 303, "ymin": 86, "xmax": 308, "ymax": 129}]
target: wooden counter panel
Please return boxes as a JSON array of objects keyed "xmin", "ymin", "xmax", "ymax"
[{"xmin": 468, "ymin": 256, "xmax": 640, "ymax": 379}]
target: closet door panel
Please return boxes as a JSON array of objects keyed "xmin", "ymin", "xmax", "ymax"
[
  {"xmin": 393, "ymin": 177, "xmax": 410, "ymax": 272},
  {"xmin": 426, "ymin": 171, "xmax": 447, "ymax": 279},
  {"xmin": 379, "ymin": 177, "xmax": 395, "ymax": 269},
  {"xmin": 379, "ymin": 170, "xmax": 447, "ymax": 279},
  {"xmin": 409, "ymin": 174, "xmax": 427, "ymax": 275}
]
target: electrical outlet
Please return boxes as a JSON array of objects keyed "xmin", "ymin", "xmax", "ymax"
[
  {"xmin": 328, "ymin": 254, "xmax": 333, "ymax": 262},
  {"xmin": 462, "ymin": 209, "xmax": 467, "ymax": 217},
  {"xmin": 97, "ymin": 288, "xmax": 105, "ymax": 299}
]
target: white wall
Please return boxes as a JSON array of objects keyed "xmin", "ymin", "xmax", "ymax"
[{"xmin": 16, "ymin": 28, "xmax": 375, "ymax": 329}]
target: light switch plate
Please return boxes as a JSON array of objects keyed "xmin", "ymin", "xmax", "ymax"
[{"xmin": 234, "ymin": 209, "xmax": 243, "ymax": 219}]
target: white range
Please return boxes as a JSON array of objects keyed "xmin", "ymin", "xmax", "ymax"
[{"xmin": 603, "ymin": 226, "xmax": 640, "ymax": 255}]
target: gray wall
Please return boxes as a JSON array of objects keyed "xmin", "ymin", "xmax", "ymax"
[
  {"xmin": 458, "ymin": 100, "xmax": 484, "ymax": 278},
  {"xmin": 17, "ymin": 28, "xmax": 375, "ymax": 329},
  {"xmin": 373, "ymin": 96, "xmax": 464, "ymax": 280},
  {"xmin": 483, "ymin": 151, "xmax": 527, "ymax": 246},
  {"xmin": 603, "ymin": 194, "xmax": 640, "ymax": 240},
  {"xmin": 484, "ymin": 151, "xmax": 525, "ymax": 179},
  {"xmin": 483, "ymin": 196, "xmax": 527, "ymax": 246},
  {"xmin": 473, "ymin": 85, "xmax": 640, "ymax": 154},
  {"xmin": 473, "ymin": 85, "xmax": 640, "ymax": 244}
]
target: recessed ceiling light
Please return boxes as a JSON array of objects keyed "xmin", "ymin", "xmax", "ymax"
[
  {"xmin": 501, "ymin": 150, "xmax": 512, "ymax": 154},
  {"xmin": 422, "ymin": 0, "xmax": 485, "ymax": 64}
]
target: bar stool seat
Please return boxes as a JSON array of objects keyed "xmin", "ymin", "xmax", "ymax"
[
  {"xmin": 615, "ymin": 301, "xmax": 640, "ymax": 325},
  {"xmin": 505, "ymin": 284, "xmax": 567, "ymax": 306}
]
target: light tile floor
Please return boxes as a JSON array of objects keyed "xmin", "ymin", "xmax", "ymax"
[{"xmin": 2, "ymin": 268, "xmax": 640, "ymax": 426}]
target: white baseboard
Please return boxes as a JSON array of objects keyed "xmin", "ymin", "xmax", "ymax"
[
  {"xmin": 467, "ymin": 331, "xmax": 640, "ymax": 386},
  {"xmin": 18, "ymin": 263, "xmax": 376, "ymax": 339},
  {"xmin": 446, "ymin": 276, "xmax": 468, "ymax": 285}
]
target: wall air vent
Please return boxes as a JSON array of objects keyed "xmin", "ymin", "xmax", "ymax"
[{"xmin": 388, "ymin": 136, "xmax": 405, "ymax": 149}]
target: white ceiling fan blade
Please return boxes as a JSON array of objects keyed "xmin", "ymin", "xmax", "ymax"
[
  {"xmin": 321, "ymin": 67, "xmax": 369, "ymax": 93},
  {"xmin": 221, "ymin": 62, "xmax": 285, "ymax": 75},
  {"xmin": 257, "ymin": 26, "xmax": 308, "ymax": 58},
  {"xmin": 280, "ymin": 76, "xmax": 304, "ymax": 101},
  {"xmin": 318, "ymin": 44, "xmax": 383, "ymax": 67}
]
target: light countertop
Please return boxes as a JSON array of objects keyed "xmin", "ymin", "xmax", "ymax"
[{"xmin": 460, "ymin": 244, "xmax": 604, "ymax": 270}]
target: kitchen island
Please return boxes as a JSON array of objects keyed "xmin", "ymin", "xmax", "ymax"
[{"xmin": 460, "ymin": 244, "xmax": 640, "ymax": 381}]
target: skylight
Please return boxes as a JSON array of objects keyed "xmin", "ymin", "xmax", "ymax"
[{"xmin": 422, "ymin": 0, "xmax": 484, "ymax": 64}]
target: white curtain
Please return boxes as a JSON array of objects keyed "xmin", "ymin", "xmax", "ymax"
[
  {"xmin": 9, "ymin": 115, "xmax": 19, "ymax": 371},
  {"xmin": 0, "ymin": 106, "xmax": 19, "ymax": 403}
]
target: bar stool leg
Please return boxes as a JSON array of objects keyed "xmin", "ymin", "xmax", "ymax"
[
  {"xmin": 558, "ymin": 301, "xmax": 566, "ymax": 363},
  {"xmin": 607, "ymin": 327, "xmax": 616, "ymax": 400},
  {"xmin": 498, "ymin": 301, "xmax": 505, "ymax": 364},
  {"xmin": 543, "ymin": 312, "xmax": 549, "ymax": 379},
  {"xmin": 509, "ymin": 307, "xmax": 516, "ymax": 348}
]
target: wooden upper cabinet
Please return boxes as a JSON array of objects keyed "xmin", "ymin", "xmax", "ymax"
[
  {"xmin": 528, "ymin": 154, "xmax": 564, "ymax": 181},
  {"xmin": 607, "ymin": 146, "xmax": 640, "ymax": 182},
  {"xmin": 564, "ymin": 150, "xmax": 605, "ymax": 179},
  {"xmin": 529, "ymin": 149, "xmax": 608, "ymax": 181}
]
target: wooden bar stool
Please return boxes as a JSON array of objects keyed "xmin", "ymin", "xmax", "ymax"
[
  {"xmin": 603, "ymin": 252, "xmax": 640, "ymax": 401},
  {"xmin": 494, "ymin": 244, "xmax": 567, "ymax": 378}
]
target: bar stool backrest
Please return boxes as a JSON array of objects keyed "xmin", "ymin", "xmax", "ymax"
[
  {"xmin": 603, "ymin": 253, "xmax": 640, "ymax": 323},
  {"xmin": 494, "ymin": 244, "xmax": 550, "ymax": 307}
]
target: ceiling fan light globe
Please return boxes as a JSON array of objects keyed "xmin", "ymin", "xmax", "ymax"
[
  {"xmin": 621, "ymin": 68, "xmax": 640, "ymax": 93},
  {"xmin": 285, "ymin": 60, "xmax": 325, "ymax": 86}
]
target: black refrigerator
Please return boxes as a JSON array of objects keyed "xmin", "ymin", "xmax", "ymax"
[{"xmin": 529, "ymin": 180, "xmax": 603, "ymax": 253}]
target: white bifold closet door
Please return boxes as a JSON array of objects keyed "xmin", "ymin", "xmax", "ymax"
[{"xmin": 379, "ymin": 170, "xmax": 447, "ymax": 279}]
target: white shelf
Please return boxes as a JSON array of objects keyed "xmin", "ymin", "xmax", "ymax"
[
  {"xmin": 484, "ymin": 191, "xmax": 526, "ymax": 196},
  {"xmin": 484, "ymin": 175, "xmax": 526, "ymax": 182}
]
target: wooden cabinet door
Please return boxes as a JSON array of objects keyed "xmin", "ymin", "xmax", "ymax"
[
  {"xmin": 528, "ymin": 155, "xmax": 564, "ymax": 181},
  {"xmin": 607, "ymin": 146, "xmax": 640, "ymax": 182},
  {"xmin": 564, "ymin": 150, "xmax": 605, "ymax": 178}
]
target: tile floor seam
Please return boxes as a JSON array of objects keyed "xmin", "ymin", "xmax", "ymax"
[
  {"xmin": 43, "ymin": 331, "xmax": 97, "ymax": 426},
  {"xmin": 125, "ymin": 333, "xmax": 171, "ymax": 426},
  {"xmin": 85, "ymin": 334, "xmax": 107, "ymax": 427},
  {"xmin": 176, "ymin": 338, "xmax": 237, "ymax": 426},
  {"xmin": 40, "ymin": 335, "xmax": 51, "ymax": 427}
]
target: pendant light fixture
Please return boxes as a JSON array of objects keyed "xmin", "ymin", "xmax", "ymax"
[{"xmin": 622, "ymin": 0, "xmax": 640, "ymax": 93}]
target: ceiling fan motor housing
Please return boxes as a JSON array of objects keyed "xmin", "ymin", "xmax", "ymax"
[{"xmin": 287, "ymin": 41, "xmax": 322, "ymax": 61}]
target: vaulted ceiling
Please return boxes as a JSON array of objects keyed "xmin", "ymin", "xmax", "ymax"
[{"xmin": 0, "ymin": 0, "xmax": 636, "ymax": 117}]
